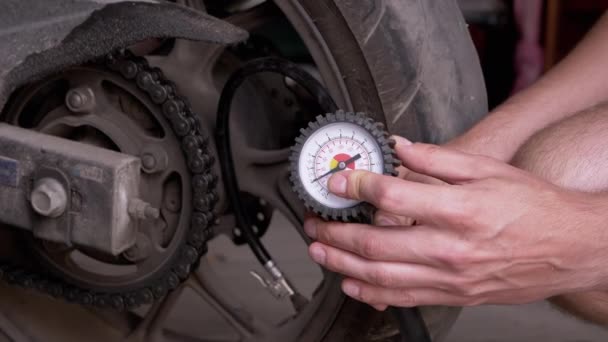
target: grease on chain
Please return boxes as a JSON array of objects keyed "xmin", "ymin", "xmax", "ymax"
[{"xmin": 0, "ymin": 50, "xmax": 219, "ymax": 310}]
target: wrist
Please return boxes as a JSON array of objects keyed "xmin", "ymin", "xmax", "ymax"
[{"xmin": 564, "ymin": 191, "xmax": 608, "ymax": 291}]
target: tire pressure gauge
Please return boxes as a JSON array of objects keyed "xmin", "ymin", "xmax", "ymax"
[{"xmin": 289, "ymin": 111, "xmax": 400, "ymax": 221}]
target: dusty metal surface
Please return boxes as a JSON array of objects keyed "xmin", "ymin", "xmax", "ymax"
[
  {"xmin": 0, "ymin": 0, "xmax": 247, "ymax": 110},
  {"xmin": 0, "ymin": 123, "xmax": 141, "ymax": 254},
  {"xmin": 0, "ymin": 51, "xmax": 220, "ymax": 307}
]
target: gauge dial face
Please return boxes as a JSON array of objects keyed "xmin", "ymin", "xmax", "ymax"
[{"xmin": 298, "ymin": 122, "xmax": 384, "ymax": 209}]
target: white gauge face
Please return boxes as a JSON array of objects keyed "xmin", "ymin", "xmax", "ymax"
[{"xmin": 298, "ymin": 122, "xmax": 384, "ymax": 209}]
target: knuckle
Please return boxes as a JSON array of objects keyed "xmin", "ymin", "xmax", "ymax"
[
  {"xmin": 438, "ymin": 192, "xmax": 476, "ymax": 225},
  {"xmin": 359, "ymin": 233, "xmax": 382, "ymax": 259},
  {"xmin": 441, "ymin": 208, "xmax": 468, "ymax": 226},
  {"xmin": 347, "ymin": 171, "xmax": 366, "ymax": 200},
  {"xmin": 316, "ymin": 222, "xmax": 334, "ymax": 244},
  {"xmin": 317, "ymin": 222, "xmax": 354, "ymax": 247},
  {"xmin": 322, "ymin": 249, "xmax": 342, "ymax": 272},
  {"xmin": 460, "ymin": 154, "xmax": 501, "ymax": 179},
  {"xmin": 435, "ymin": 245, "xmax": 474, "ymax": 270},
  {"xmin": 369, "ymin": 265, "xmax": 395, "ymax": 287},
  {"xmin": 460, "ymin": 283, "xmax": 482, "ymax": 297},
  {"xmin": 451, "ymin": 276, "xmax": 486, "ymax": 298},
  {"xmin": 468, "ymin": 155, "xmax": 490, "ymax": 172},
  {"xmin": 396, "ymin": 289, "xmax": 417, "ymax": 307},
  {"xmin": 357, "ymin": 286, "xmax": 374, "ymax": 304},
  {"xmin": 482, "ymin": 154, "xmax": 512, "ymax": 175},
  {"xmin": 462, "ymin": 296, "xmax": 487, "ymax": 306},
  {"xmin": 435, "ymin": 250, "xmax": 462, "ymax": 268},
  {"xmin": 478, "ymin": 155, "xmax": 499, "ymax": 172},
  {"xmin": 415, "ymin": 144, "xmax": 441, "ymax": 172},
  {"xmin": 373, "ymin": 182, "xmax": 401, "ymax": 211}
]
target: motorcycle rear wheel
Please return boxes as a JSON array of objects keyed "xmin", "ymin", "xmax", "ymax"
[{"xmin": 0, "ymin": 1, "xmax": 486, "ymax": 341}]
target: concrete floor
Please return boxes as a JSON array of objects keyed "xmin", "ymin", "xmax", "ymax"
[{"xmin": 445, "ymin": 302, "xmax": 608, "ymax": 342}]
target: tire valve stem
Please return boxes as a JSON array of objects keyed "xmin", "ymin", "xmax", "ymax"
[{"xmin": 250, "ymin": 260, "xmax": 308, "ymax": 312}]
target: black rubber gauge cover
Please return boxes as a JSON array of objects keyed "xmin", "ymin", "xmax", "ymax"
[{"xmin": 289, "ymin": 110, "xmax": 400, "ymax": 222}]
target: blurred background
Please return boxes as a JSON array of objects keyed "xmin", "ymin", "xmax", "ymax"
[
  {"xmin": 447, "ymin": 1, "xmax": 608, "ymax": 341},
  {"xmin": 460, "ymin": 0, "xmax": 607, "ymax": 107}
]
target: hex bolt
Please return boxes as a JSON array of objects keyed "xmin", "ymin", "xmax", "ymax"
[
  {"xmin": 31, "ymin": 178, "xmax": 68, "ymax": 218},
  {"xmin": 140, "ymin": 149, "xmax": 168, "ymax": 174},
  {"xmin": 141, "ymin": 153, "xmax": 156, "ymax": 170},
  {"xmin": 65, "ymin": 87, "xmax": 96, "ymax": 113},
  {"xmin": 128, "ymin": 198, "xmax": 160, "ymax": 220}
]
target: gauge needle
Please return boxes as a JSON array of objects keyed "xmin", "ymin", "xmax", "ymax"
[{"xmin": 311, "ymin": 154, "xmax": 361, "ymax": 183}]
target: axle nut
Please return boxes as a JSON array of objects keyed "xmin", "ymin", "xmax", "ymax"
[{"xmin": 31, "ymin": 178, "xmax": 68, "ymax": 218}]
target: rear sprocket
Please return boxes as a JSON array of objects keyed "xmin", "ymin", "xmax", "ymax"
[{"xmin": 0, "ymin": 50, "xmax": 218, "ymax": 310}]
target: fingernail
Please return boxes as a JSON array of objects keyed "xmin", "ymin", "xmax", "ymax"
[
  {"xmin": 375, "ymin": 215, "xmax": 399, "ymax": 226},
  {"xmin": 372, "ymin": 304, "xmax": 388, "ymax": 311},
  {"xmin": 342, "ymin": 282, "xmax": 360, "ymax": 298},
  {"xmin": 328, "ymin": 173, "xmax": 347, "ymax": 194},
  {"xmin": 304, "ymin": 219, "xmax": 317, "ymax": 239},
  {"xmin": 392, "ymin": 136, "xmax": 413, "ymax": 146},
  {"xmin": 309, "ymin": 245, "xmax": 326, "ymax": 264}
]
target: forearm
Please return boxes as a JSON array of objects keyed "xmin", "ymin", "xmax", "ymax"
[{"xmin": 451, "ymin": 12, "xmax": 608, "ymax": 161}]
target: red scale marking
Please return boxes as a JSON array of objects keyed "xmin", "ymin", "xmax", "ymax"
[
  {"xmin": 313, "ymin": 138, "xmax": 374, "ymax": 184},
  {"xmin": 332, "ymin": 153, "xmax": 356, "ymax": 170}
]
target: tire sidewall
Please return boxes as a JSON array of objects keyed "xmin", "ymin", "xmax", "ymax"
[{"xmin": 282, "ymin": 0, "xmax": 488, "ymax": 341}]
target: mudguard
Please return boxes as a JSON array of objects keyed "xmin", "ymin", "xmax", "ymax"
[{"xmin": 0, "ymin": 0, "xmax": 248, "ymax": 108}]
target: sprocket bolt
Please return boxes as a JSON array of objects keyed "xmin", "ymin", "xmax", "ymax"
[
  {"xmin": 140, "ymin": 148, "xmax": 168, "ymax": 174},
  {"xmin": 65, "ymin": 87, "xmax": 96, "ymax": 113},
  {"xmin": 141, "ymin": 153, "xmax": 156, "ymax": 170}
]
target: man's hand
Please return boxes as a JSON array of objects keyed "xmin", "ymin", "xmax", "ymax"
[{"xmin": 304, "ymin": 137, "xmax": 608, "ymax": 309}]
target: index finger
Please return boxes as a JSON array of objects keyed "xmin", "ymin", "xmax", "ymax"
[
  {"xmin": 328, "ymin": 170, "xmax": 454, "ymax": 220},
  {"xmin": 395, "ymin": 140, "xmax": 513, "ymax": 184},
  {"xmin": 308, "ymin": 218, "xmax": 454, "ymax": 266}
]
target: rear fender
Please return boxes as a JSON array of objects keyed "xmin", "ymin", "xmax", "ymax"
[{"xmin": 0, "ymin": 0, "xmax": 248, "ymax": 108}]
